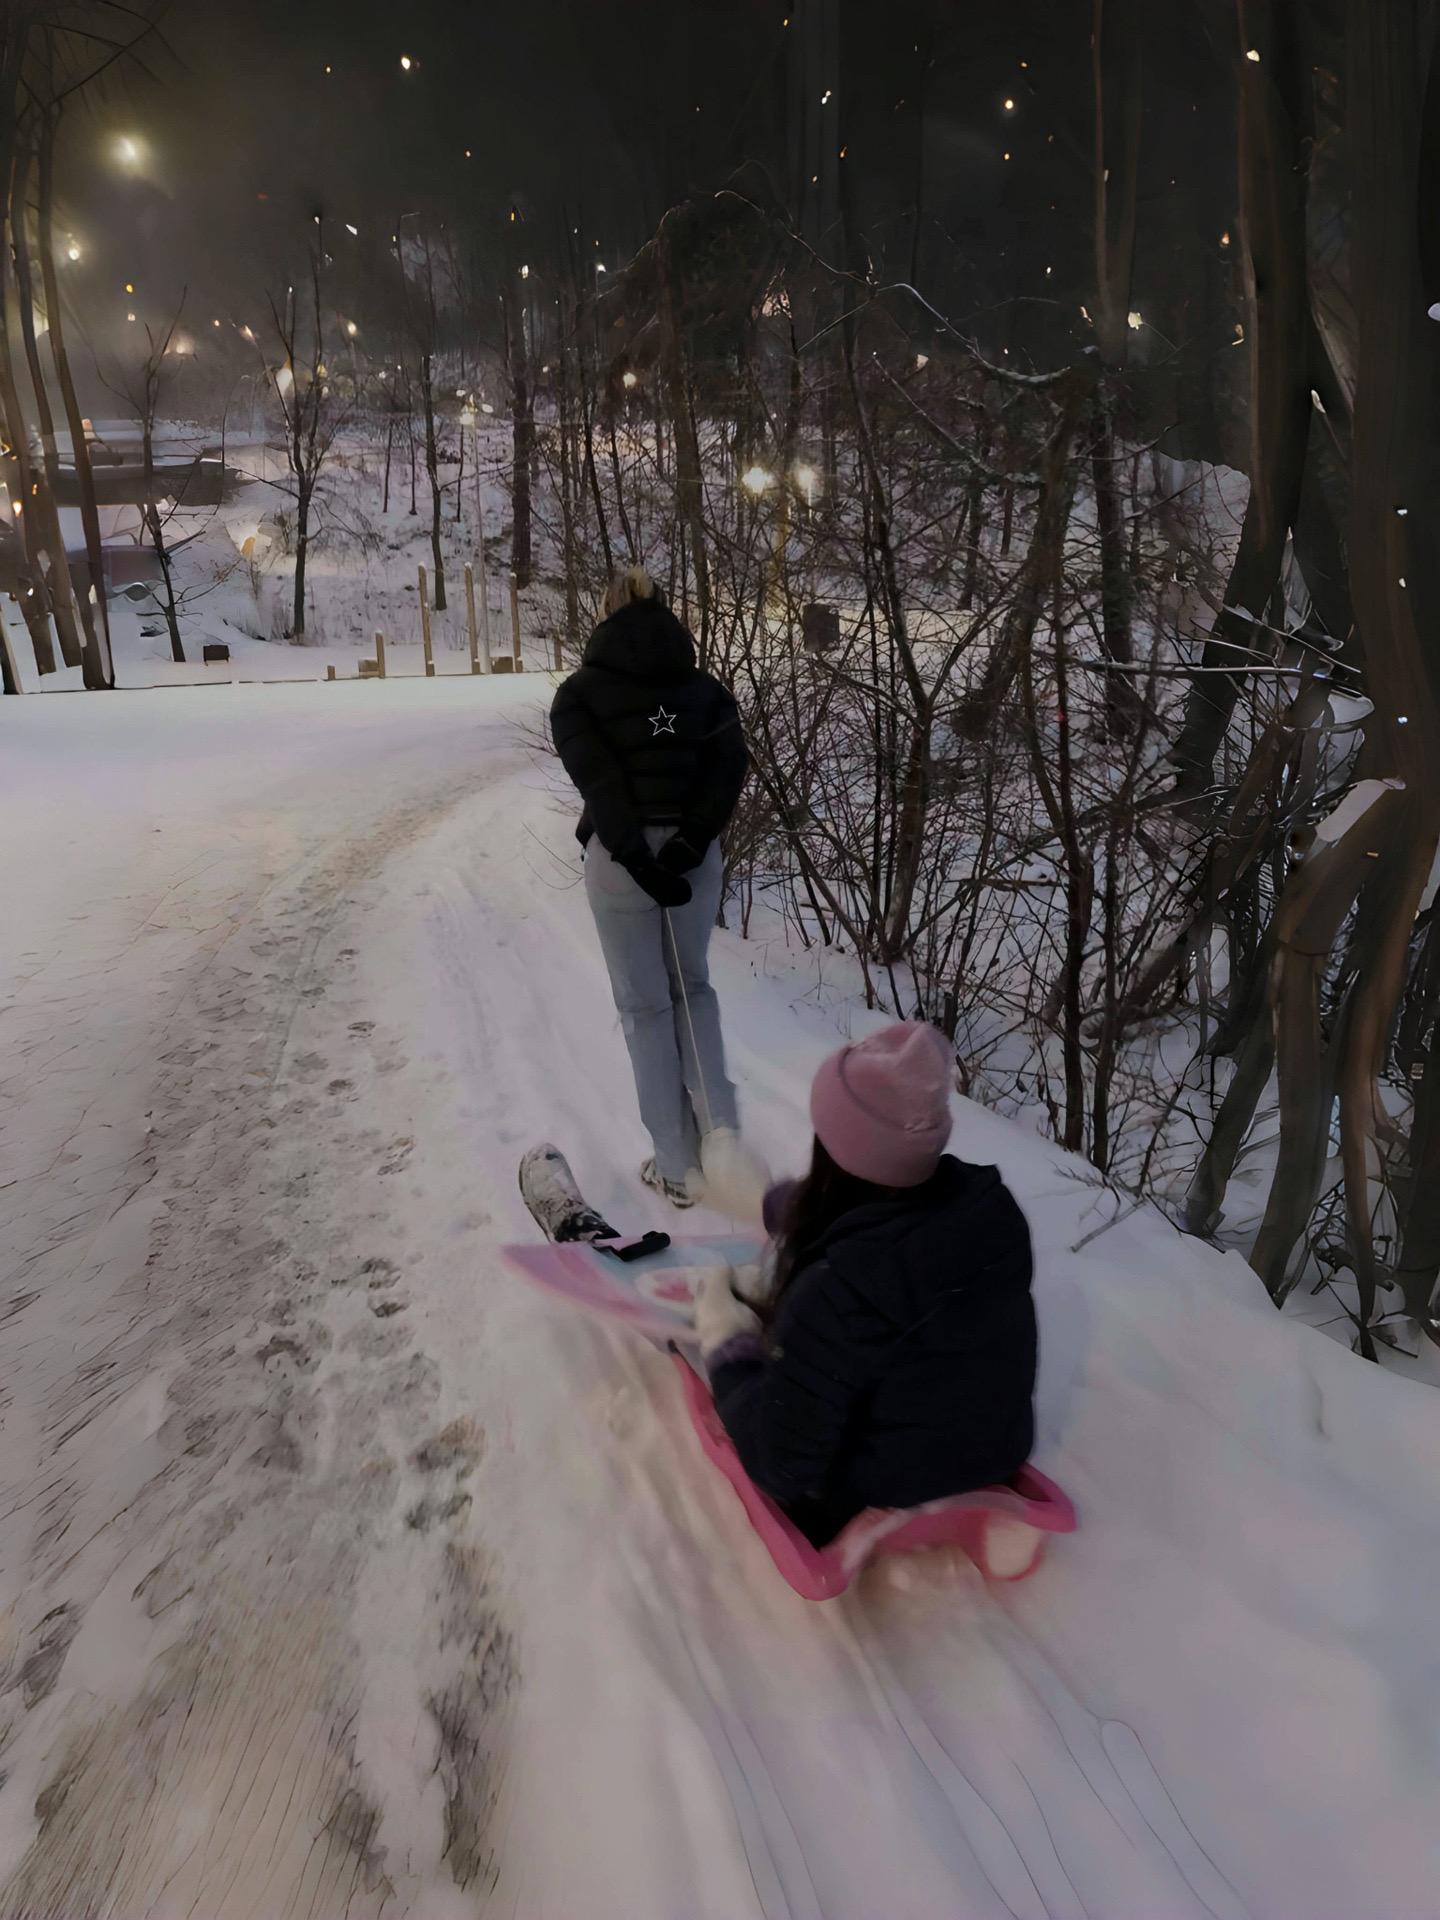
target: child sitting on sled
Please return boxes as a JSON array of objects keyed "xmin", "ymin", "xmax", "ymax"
[{"xmin": 695, "ymin": 1022, "xmax": 1037, "ymax": 1547}]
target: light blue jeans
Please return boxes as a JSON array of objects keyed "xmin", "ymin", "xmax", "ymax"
[{"xmin": 585, "ymin": 830, "xmax": 740, "ymax": 1183}]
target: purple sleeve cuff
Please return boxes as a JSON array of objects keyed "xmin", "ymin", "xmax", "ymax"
[
  {"xmin": 762, "ymin": 1179, "xmax": 798, "ymax": 1238},
  {"xmin": 702, "ymin": 1330, "xmax": 766, "ymax": 1380}
]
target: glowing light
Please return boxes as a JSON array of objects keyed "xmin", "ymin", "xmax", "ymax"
[
  {"xmin": 213, "ymin": 318, "xmax": 221, "ymax": 327},
  {"xmin": 741, "ymin": 464, "xmax": 775, "ymax": 496},
  {"xmin": 1004, "ymin": 97, "xmax": 1016, "ymax": 111},
  {"xmin": 915, "ymin": 352, "xmax": 929, "ymax": 369},
  {"xmin": 1127, "ymin": 309, "xmax": 1143, "ymax": 330},
  {"xmin": 793, "ymin": 462, "xmax": 819, "ymax": 505},
  {"xmin": 125, "ymin": 281, "xmax": 135, "ymax": 294},
  {"xmin": 520, "ymin": 263, "xmax": 530, "ymax": 279},
  {"xmin": 114, "ymin": 134, "xmax": 142, "ymax": 167},
  {"xmin": 1003, "ymin": 151, "xmax": 1011, "ymax": 162},
  {"xmin": 66, "ymin": 243, "xmax": 81, "ymax": 262},
  {"xmin": 1245, "ymin": 47, "xmax": 1260, "ymax": 61},
  {"xmin": 820, "ymin": 88, "xmax": 832, "ymax": 104},
  {"xmin": 346, "ymin": 320, "xmax": 359, "ymax": 336},
  {"xmin": 241, "ymin": 324, "xmax": 256, "ymax": 341},
  {"xmin": 1220, "ymin": 231, "xmax": 1231, "ymax": 246},
  {"xmin": 12, "ymin": 499, "xmax": 22, "ymax": 516},
  {"xmin": 324, "ymin": 64, "xmax": 332, "ymax": 74},
  {"xmin": 621, "ymin": 370, "xmax": 638, "ymax": 389},
  {"xmin": 399, "ymin": 54, "xmax": 414, "ymax": 71},
  {"xmin": 345, "ymin": 222, "xmax": 358, "ymax": 236},
  {"xmin": 127, "ymin": 311, "xmax": 137, "ymax": 323},
  {"xmin": 596, "ymin": 261, "xmax": 607, "ymax": 273},
  {"xmin": 464, "ymin": 149, "xmax": 472, "ymax": 158}
]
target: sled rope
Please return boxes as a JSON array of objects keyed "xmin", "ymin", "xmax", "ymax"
[{"xmin": 664, "ymin": 906, "xmax": 716, "ymax": 1140}]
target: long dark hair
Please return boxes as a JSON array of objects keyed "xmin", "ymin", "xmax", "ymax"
[{"xmin": 770, "ymin": 1137, "xmax": 893, "ymax": 1309}]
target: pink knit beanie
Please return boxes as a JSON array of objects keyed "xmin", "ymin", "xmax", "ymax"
[{"xmin": 809, "ymin": 1022, "xmax": 954, "ymax": 1188}]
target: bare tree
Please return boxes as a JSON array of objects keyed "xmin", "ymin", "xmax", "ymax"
[{"xmin": 264, "ymin": 223, "xmax": 350, "ymax": 643}]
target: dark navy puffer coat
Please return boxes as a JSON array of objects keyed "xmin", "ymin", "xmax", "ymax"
[
  {"xmin": 550, "ymin": 598, "xmax": 747, "ymax": 861},
  {"xmin": 708, "ymin": 1157, "xmax": 1037, "ymax": 1545}
]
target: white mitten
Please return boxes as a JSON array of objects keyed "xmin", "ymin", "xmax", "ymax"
[
  {"xmin": 694, "ymin": 1264, "xmax": 761, "ymax": 1360},
  {"xmin": 730, "ymin": 1258, "xmax": 774, "ymax": 1313}
]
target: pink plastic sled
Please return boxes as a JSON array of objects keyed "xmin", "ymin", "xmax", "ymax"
[{"xmin": 675, "ymin": 1356, "xmax": 1076, "ymax": 1601}]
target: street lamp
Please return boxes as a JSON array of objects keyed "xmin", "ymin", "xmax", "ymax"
[
  {"xmin": 741, "ymin": 464, "xmax": 775, "ymax": 496},
  {"xmin": 114, "ymin": 134, "xmax": 144, "ymax": 169}
]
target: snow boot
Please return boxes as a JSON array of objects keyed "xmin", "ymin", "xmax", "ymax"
[{"xmin": 640, "ymin": 1157, "xmax": 698, "ymax": 1210}]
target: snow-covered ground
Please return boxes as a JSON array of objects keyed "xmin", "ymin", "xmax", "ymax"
[{"xmin": 2, "ymin": 674, "xmax": 1437, "ymax": 1918}]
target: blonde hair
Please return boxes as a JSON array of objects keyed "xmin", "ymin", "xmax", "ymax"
[{"xmin": 603, "ymin": 564, "xmax": 658, "ymax": 618}]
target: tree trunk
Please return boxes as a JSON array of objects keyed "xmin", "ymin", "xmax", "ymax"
[
  {"xmin": 504, "ymin": 286, "xmax": 533, "ymax": 589},
  {"xmin": 293, "ymin": 487, "xmax": 310, "ymax": 641},
  {"xmin": 656, "ymin": 213, "xmax": 710, "ymax": 659},
  {"xmin": 556, "ymin": 330, "xmax": 581, "ymax": 652},
  {"xmin": 1340, "ymin": 0, "xmax": 1440, "ymax": 1344},
  {"xmin": 1092, "ymin": 0, "xmax": 1144, "ymax": 367},
  {"xmin": 421, "ymin": 351, "xmax": 446, "ymax": 610},
  {"xmin": 38, "ymin": 106, "xmax": 111, "ymax": 689},
  {"xmin": 10, "ymin": 138, "xmax": 85, "ymax": 670},
  {"xmin": 1170, "ymin": 0, "xmax": 1311, "ymax": 792},
  {"xmin": 1089, "ymin": 390, "xmax": 1142, "ymax": 736},
  {"xmin": 141, "ymin": 422, "xmax": 184, "ymax": 663}
]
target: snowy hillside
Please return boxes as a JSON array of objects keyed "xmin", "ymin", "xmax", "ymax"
[{"xmin": 2, "ymin": 676, "xmax": 1437, "ymax": 1918}]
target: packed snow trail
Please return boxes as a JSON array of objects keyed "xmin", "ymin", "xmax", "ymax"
[{"xmin": 2, "ymin": 682, "xmax": 1438, "ymax": 1918}]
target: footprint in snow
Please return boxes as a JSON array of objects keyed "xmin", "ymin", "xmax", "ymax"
[
  {"xmin": 413, "ymin": 1418, "xmax": 485, "ymax": 1477},
  {"xmin": 405, "ymin": 1490, "xmax": 472, "ymax": 1533},
  {"xmin": 371, "ymin": 1296, "xmax": 407, "ymax": 1318},
  {"xmin": 378, "ymin": 1136, "xmax": 414, "ymax": 1175}
]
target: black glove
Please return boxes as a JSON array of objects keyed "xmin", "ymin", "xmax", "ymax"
[
  {"xmin": 657, "ymin": 831, "xmax": 707, "ymax": 876},
  {"xmin": 620, "ymin": 848, "xmax": 693, "ymax": 909}
]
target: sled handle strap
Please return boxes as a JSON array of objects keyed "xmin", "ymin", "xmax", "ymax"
[{"xmin": 664, "ymin": 905, "xmax": 716, "ymax": 1141}]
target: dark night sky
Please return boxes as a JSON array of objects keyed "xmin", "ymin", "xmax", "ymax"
[{"xmin": 53, "ymin": 3, "xmax": 1234, "ymax": 402}]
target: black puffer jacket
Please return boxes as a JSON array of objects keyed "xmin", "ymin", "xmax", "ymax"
[
  {"xmin": 550, "ymin": 599, "xmax": 748, "ymax": 859},
  {"xmin": 710, "ymin": 1157, "xmax": 1037, "ymax": 1544}
]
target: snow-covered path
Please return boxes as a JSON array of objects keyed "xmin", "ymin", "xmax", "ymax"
[{"xmin": 3, "ymin": 683, "xmax": 1437, "ymax": 1918}]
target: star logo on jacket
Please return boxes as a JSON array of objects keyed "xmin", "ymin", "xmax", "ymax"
[{"xmin": 649, "ymin": 706, "xmax": 677, "ymax": 737}]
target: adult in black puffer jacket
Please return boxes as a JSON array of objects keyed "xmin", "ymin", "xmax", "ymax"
[
  {"xmin": 552, "ymin": 567, "xmax": 757, "ymax": 1208},
  {"xmin": 695, "ymin": 1023, "xmax": 1037, "ymax": 1546}
]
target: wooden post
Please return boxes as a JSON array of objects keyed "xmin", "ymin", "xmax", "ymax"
[
  {"xmin": 419, "ymin": 565, "xmax": 435, "ymax": 677},
  {"xmin": 465, "ymin": 564, "xmax": 487, "ymax": 673},
  {"xmin": 326, "ymin": 663, "xmax": 337, "ymax": 681},
  {"xmin": 375, "ymin": 630, "xmax": 386, "ymax": 679},
  {"xmin": 509, "ymin": 569, "xmax": 523, "ymax": 672}
]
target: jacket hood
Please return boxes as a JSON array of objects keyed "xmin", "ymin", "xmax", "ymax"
[
  {"xmin": 584, "ymin": 598, "xmax": 697, "ymax": 685},
  {"xmin": 809, "ymin": 1157, "xmax": 1002, "ymax": 1264}
]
